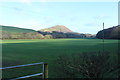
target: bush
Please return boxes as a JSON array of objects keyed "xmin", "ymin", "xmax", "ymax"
[
  {"xmin": 44, "ymin": 35, "xmax": 53, "ymax": 39},
  {"xmin": 55, "ymin": 52, "xmax": 119, "ymax": 78}
]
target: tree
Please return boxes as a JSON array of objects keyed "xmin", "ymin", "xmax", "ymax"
[
  {"xmin": 2, "ymin": 31, "xmax": 12, "ymax": 39},
  {"xmin": 44, "ymin": 35, "xmax": 53, "ymax": 39},
  {"xmin": 24, "ymin": 32, "xmax": 44, "ymax": 39},
  {"xmin": 1, "ymin": 31, "xmax": 45, "ymax": 39},
  {"xmin": 96, "ymin": 26, "xmax": 120, "ymax": 39}
]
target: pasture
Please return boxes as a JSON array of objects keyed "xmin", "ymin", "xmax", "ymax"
[{"xmin": 1, "ymin": 39, "xmax": 119, "ymax": 78}]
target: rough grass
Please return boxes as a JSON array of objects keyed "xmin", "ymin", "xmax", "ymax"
[{"xmin": 1, "ymin": 39, "xmax": 119, "ymax": 78}]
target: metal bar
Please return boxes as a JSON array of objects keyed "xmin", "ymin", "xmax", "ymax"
[
  {"xmin": 0, "ymin": 62, "xmax": 45, "ymax": 70},
  {"xmin": 10, "ymin": 73, "xmax": 43, "ymax": 80}
]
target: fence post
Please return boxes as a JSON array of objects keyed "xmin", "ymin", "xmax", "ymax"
[{"xmin": 42, "ymin": 63, "xmax": 48, "ymax": 80}]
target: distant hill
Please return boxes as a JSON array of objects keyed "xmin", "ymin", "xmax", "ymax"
[
  {"xmin": 0, "ymin": 25, "xmax": 36, "ymax": 33},
  {"xmin": 0, "ymin": 25, "xmax": 44, "ymax": 39},
  {"xmin": 96, "ymin": 25, "xmax": 120, "ymax": 39},
  {"xmin": 40, "ymin": 25, "xmax": 73, "ymax": 33},
  {"xmin": 0, "ymin": 25, "xmax": 96, "ymax": 39}
]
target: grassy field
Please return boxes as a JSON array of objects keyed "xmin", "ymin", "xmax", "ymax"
[
  {"xmin": 1, "ymin": 39, "xmax": 119, "ymax": 78},
  {"xmin": 0, "ymin": 25, "xmax": 36, "ymax": 33}
]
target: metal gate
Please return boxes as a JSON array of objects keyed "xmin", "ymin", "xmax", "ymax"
[{"xmin": 0, "ymin": 62, "xmax": 48, "ymax": 80}]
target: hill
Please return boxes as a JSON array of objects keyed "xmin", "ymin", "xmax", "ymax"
[
  {"xmin": 0, "ymin": 25, "xmax": 36, "ymax": 33},
  {"xmin": 96, "ymin": 25, "xmax": 120, "ymax": 39},
  {"xmin": 40, "ymin": 25, "xmax": 73, "ymax": 33},
  {"xmin": 0, "ymin": 25, "xmax": 95, "ymax": 39}
]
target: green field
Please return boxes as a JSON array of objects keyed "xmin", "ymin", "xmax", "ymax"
[
  {"xmin": 0, "ymin": 25, "xmax": 36, "ymax": 33},
  {"xmin": 1, "ymin": 39, "xmax": 119, "ymax": 78}
]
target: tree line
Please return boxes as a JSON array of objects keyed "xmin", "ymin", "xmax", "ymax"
[
  {"xmin": 0, "ymin": 31, "xmax": 52, "ymax": 39},
  {"xmin": 0, "ymin": 31, "xmax": 95, "ymax": 39},
  {"xmin": 96, "ymin": 25, "xmax": 120, "ymax": 39}
]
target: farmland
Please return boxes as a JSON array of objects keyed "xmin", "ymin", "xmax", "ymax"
[{"xmin": 1, "ymin": 39, "xmax": 119, "ymax": 78}]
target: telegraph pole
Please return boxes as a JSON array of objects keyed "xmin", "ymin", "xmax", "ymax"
[{"xmin": 103, "ymin": 22, "xmax": 105, "ymax": 52}]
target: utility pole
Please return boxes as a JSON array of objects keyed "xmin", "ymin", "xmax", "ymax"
[{"xmin": 103, "ymin": 22, "xmax": 105, "ymax": 52}]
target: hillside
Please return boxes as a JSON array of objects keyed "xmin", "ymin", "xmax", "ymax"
[
  {"xmin": 0, "ymin": 25, "xmax": 36, "ymax": 33},
  {"xmin": 40, "ymin": 25, "xmax": 73, "ymax": 33},
  {"xmin": 0, "ymin": 25, "xmax": 95, "ymax": 39},
  {"xmin": 96, "ymin": 25, "xmax": 120, "ymax": 39}
]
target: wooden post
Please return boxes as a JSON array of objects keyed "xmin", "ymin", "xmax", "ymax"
[
  {"xmin": 42, "ymin": 63, "xmax": 48, "ymax": 80},
  {"xmin": 103, "ymin": 22, "xmax": 105, "ymax": 52}
]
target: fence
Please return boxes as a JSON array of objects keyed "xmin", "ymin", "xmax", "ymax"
[{"xmin": 0, "ymin": 62, "xmax": 48, "ymax": 80}]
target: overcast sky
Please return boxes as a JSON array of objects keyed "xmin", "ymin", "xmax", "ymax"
[{"xmin": 0, "ymin": 1, "xmax": 118, "ymax": 34}]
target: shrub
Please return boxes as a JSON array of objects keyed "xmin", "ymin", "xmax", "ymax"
[{"xmin": 55, "ymin": 52, "xmax": 119, "ymax": 78}]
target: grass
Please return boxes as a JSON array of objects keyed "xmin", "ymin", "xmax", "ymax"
[
  {"xmin": 0, "ymin": 25, "xmax": 36, "ymax": 33},
  {"xmin": 1, "ymin": 39, "xmax": 119, "ymax": 78}
]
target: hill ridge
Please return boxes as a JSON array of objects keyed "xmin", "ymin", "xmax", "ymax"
[{"xmin": 40, "ymin": 25, "xmax": 73, "ymax": 33}]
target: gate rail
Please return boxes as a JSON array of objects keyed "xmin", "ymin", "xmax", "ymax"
[{"xmin": 0, "ymin": 62, "xmax": 48, "ymax": 80}]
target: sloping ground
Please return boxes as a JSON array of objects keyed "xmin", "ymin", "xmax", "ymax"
[
  {"xmin": 0, "ymin": 25, "xmax": 36, "ymax": 33},
  {"xmin": 96, "ymin": 25, "xmax": 120, "ymax": 39},
  {"xmin": 40, "ymin": 25, "xmax": 73, "ymax": 33}
]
